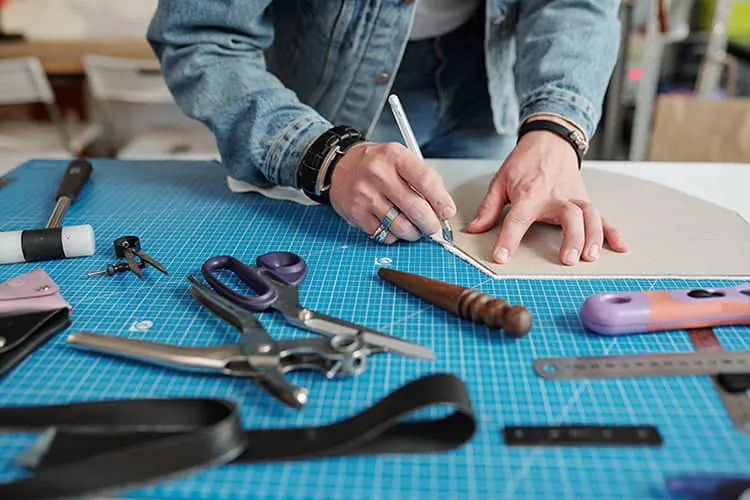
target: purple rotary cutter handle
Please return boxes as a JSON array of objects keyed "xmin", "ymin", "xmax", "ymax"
[{"xmin": 580, "ymin": 284, "xmax": 750, "ymax": 336}]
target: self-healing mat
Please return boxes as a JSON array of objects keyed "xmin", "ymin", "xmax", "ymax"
[{"xmin": 0, "ymin": 159, "xmax": 749, "ymax": 500}]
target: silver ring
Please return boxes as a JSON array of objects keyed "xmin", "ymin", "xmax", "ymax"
[
  {"xmin": 380, "ymin": 207, "xmax": 401, "ymax": 231},
  {"xmin": 369, "ymin": 224, "xmax": 389, "ymax": 244}
]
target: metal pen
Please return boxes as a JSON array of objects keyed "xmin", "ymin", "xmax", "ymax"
[{"xmin": 387, "ymin": 94, "xmax": 454, "ymax": 244}]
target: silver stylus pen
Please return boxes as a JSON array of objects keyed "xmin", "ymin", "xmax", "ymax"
[{"xmin": 387, "ymin": 94, "xmax": 454, "ymax": 244}]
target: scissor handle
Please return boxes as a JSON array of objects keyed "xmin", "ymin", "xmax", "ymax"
[
  {"xmin": 201, "ymin": 255, "xmax": 277, "ymax": 311},
  {"xmin": 256, "ymin": 251, "xmax": 308, "ymax": 286}
]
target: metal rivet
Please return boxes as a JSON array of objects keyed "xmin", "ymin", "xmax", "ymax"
[
  {"xmin": 0, "ymin": 337, "xmax": 5, "ymax": 348},
  {"xmin": 299, "ymin": 309, "xmax": 312, "ymax": 321},
  {"xmin": 257, "ymin": 344, "xmax": 272, "ymax": 353},
  {"xmin": 36, "ymin": 285, "xmax": 50, "ymax": 292},
  {"xmin": 375, "ymin": 72, "xmax": 390, "ymax": 84}
]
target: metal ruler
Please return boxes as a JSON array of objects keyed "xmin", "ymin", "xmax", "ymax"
[
  {"xmin": 688, "ymin": 328, "xmax": 750, "ymax": 434},
  {"xmin": 534, "ymin": 349, "xmax": 750, "ymax": 379},
  {"xmin": 534, "ymin": 328, "xmax": 750, "ymax": 433}
]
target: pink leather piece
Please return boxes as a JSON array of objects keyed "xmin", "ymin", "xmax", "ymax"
[{"xmin": 0, "ymin": 269, "xmax": 71, "ymax": 316}]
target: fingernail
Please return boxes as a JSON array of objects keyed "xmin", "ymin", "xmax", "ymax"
[
  {"xmin": 564, "ymin": 248, "xmax": 579, "ymax": 265},
  {"xmin": 441, "ymin": 207, "xmax": 456, "ymax": 219},
  {"xmin": 588, "ymin": 245, "xmax": 600, "ymax": 259},
  {"xmin": 494, "ymin": 247, "xmax": 509, "ymax": 263}
]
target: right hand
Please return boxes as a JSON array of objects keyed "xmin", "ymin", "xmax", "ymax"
[{"xmin": 329, "ymin": 142, "xmax": 456, "ymax": 244}]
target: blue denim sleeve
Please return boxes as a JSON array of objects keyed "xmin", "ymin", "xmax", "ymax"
[
  {"xmin": 146, "ymin": 0, "xmax": 332, "ymax": 187},
  {"xmin": 514, "ymin": 0, "xmax": 621, "ymax": 139}
]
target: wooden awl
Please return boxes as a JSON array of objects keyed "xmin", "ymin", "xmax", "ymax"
[{"xmin": 378, "ymin": 268, "xmax": 532, "ymax": 337}]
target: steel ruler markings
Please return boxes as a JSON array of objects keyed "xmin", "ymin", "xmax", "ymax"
[
  {"xmin": 688, "ymin": 328, "xmax": 750, "ymax": 434},
  {"xmin": 534, "ymin": 350, "xmax": 750, "ymax": 379},
  {"xmin": 533, "ymin": 327, "xmax": 750, "ymax": 434}
]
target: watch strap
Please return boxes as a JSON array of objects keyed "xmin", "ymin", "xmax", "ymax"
[
  {"xmin": 296, "ymin": 126, "xmax": 366, "ymax": 204},
  {"xmin": 518, "ymin": 119, "xmax": 587, "ymax": 169}
]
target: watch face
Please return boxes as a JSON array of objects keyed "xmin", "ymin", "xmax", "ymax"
[{"xmin": 569, "ymin": 130, "xmax": 588, "ymax": 152}]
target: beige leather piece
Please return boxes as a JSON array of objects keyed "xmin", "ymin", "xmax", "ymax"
[{"xmin": 445, "ymin": 169, "xmax": 750, "ymax": 279}]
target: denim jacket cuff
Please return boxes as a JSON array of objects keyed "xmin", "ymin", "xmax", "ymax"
[
  {"xmin": 518, "ymin": 86, "xmax": 598, "ymax": 140},
  {"xmin": 265, "ymin": 115, "xmax": 333, "ymax": 188}
]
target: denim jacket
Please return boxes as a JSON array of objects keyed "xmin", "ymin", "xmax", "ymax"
[{"xmin": 147, "ymin": 0, "xmax": 621, "ymax": 188}]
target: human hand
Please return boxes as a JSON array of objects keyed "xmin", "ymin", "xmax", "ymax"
[
  {"xmin": 329, "ymin": 142, "xmax": 456, "ymax": 244},
  {"xmin": 465, "ymin": 123, "xmax": 628, "ymax": 266}
]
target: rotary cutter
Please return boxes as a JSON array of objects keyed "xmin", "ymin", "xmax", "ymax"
[{"xmin": 580, "ymin": 284, "xmax": 750, "ymax": 335}]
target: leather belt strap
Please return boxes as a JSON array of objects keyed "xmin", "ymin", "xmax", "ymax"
[{"xmin": 0, "ymin": 373, "xmax": 475, "ymax": 500}]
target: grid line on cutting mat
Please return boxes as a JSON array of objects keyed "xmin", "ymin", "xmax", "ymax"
[{"xmin": 0, "ymin": 159, "xmax": 748, "ymax": 500}]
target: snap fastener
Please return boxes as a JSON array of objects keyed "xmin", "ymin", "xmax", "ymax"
[{"xmin": 375, "ymin": 72, "xmax": 390, "ymax": 84}]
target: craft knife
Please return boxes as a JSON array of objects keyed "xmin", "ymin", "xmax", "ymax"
[{"xmin": 46, "ymin": 159, "xmax": 93, "ymax": 228}]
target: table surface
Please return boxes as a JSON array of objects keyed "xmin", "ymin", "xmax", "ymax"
[
  {"xmin": 0, "ymin": 38, "xmax": 154, "ymax": 75},
  {"xmin": 0, "ymin": 157, "xmax": 749, "ymax": 500}
]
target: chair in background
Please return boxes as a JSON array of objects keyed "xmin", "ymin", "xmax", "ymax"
[
  {"xmin": 0, "ymin": 56, "xmax": 100, "ymax": 157},
  {"xmin": 81, "ymin": 54, "xmax": 220, "ymax": 160}
]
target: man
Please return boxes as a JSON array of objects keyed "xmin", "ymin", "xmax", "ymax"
[{"xmin": 147, "ymin": 0, "xmax": 628, "ymax": 266}]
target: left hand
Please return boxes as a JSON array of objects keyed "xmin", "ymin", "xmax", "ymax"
[{"xmin": 465, "ymin": 117, "xmax": 628, "ymax": 266}]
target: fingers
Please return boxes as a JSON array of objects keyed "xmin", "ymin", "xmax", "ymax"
[
  {"xmin": 603, "ymin": 217, "xmax": 628, "ymax": 252},
  {"xmin": 492, "ymin": 198, "xmax": 543, "ymax": 264},
  {"xmin": 577, "ymin": 201, "xmax": 604, "ymax": 262},
  {"xmin": 361, "ymin": 214, "xmax": 398, "ymax": 245},
  {"xmin": 378, "ymin": 174, "xmax": 442, "ymax": 237},
  {"xmin": 466, "ymin": 173, "xmax": 507, "ymax": 233},
  {"xmin": 389, "ymin": 144, "xmax": 456, "ymax": 220},
  {"xmin": 371, "ymin": 196, "xmax": 423, "ymax": 242},
  {"xmin": 556, "ymin": 201, "xmax": 586, "ymax": 266},
  {"xmin": 493, "ymin": 199, "xmax": 609, "ymax": 266}
]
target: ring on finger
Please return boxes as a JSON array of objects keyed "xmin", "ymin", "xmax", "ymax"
[
  {"xmin": 369, "ymin": 224, "xmax": 389, "ymax": 244},
  {"xmin": 379, "ymin": 206, "xmax": 401, "ymax": 231}
]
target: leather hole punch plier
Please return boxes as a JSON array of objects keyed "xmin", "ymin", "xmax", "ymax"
[{"xmin": 67, "ymin": 276, "xmax": 381, "ymax": 409}]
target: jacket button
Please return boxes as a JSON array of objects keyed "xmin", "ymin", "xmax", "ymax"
[{"xmin": 375, "ymin": 72, "xmax": 390, "ymax": 84}]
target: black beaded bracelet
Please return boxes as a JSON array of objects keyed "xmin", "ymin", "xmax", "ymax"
[{"xmin": 296, "ymin": 125, "xmax": 366, "ymax": 204}]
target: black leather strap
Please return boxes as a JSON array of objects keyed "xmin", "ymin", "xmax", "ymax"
[
  {"xmin": 0, "ymin": 373, "xmax": 475, "ymax": 499},
  {"xmin": 0, "ymin": 308, "xmax": 71, "ymax": 378},
  {"xmin": 296, "ymin": 125, "xmax": 365, "ymax": 204},
  {"xmin": 517, "ymin": 119, "xmax": 587, "ymax": 169}
]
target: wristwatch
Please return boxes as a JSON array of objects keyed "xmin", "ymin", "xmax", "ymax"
[
  {"xmin": 517, "ymin": 119, "xmax": 588, "ymax": 169},
  {"xmin": 296, "ymin": 125, "xmax": 366, "ymax": 204}
]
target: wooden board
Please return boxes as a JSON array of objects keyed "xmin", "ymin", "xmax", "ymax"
[{"xmin": 0, "ymin": 39, "xmax": 154, "ymax": 75}]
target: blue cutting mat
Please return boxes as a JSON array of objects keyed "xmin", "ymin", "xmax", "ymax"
[{"xmin": 1, "ymin": 159, "xmax": 749, "ymax": 500}]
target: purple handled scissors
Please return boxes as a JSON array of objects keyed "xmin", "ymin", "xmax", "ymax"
[{"xmin": 201, "ymin": 252, "xmax": 435, "ymax": 361}]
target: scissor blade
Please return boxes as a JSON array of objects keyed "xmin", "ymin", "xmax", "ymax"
[
  {"xmin": 134, "ymin": 250, "xmax": 168, "ymax": 275},
  {"xmin": 125, "ymin": 250, "xmax": 145, "ymax": 280},
  {"xmin": 298, "ymin": 311, "xmax": 435, "ymax": 361}
]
